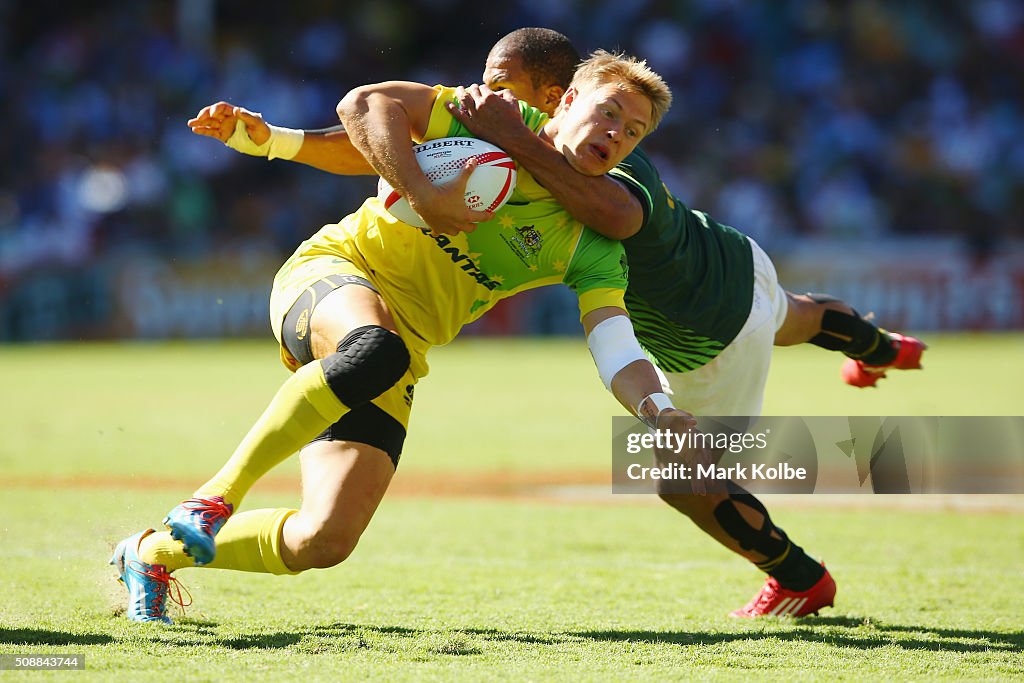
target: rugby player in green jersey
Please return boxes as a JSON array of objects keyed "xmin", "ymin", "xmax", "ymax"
[
  {"xmin": 112, "ymin": 50, "xmax": 706, "ymax": 624},
  {"xmin": 186, "ymin": 28, "xmax": 924, "ymax": 619},
  {"xmin": 450, "ymin": 29, "xmax": 925, "ymax": 619}
]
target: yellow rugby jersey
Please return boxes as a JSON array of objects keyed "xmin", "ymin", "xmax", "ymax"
[{"xmin": 276, "ymin": 86, "xmax": 628, "ymax": 378}]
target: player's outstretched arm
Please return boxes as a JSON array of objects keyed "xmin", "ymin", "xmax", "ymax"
[
  {"xmin": 582, "ymin": 306, "xmax": 714, "ymax": 494},
  {"xmin": 188, "ymin": 101, "xmax": 375, "ymax": 175},
  {"xmin": 337, "ymin": 82, "xmax": 494, "ymax": 234},
  {"xmin": 449, "ymin": 85, "xmax": 643, "ymax": 239},
  {"xmin": 582, "ymin": 306, "xmax": 682, "ymax": 422},
  {"xmin": 292, "ymin": 126, "xmax": 376, "ymax": 175}
]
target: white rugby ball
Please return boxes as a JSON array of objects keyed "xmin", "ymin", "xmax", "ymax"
[{"xmin": 377, "ymin": 137, "xmax": 516, "ymax": 228}]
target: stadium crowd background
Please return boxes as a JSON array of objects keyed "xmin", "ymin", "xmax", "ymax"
[{"xmin": 2, "ymin": 0, "xmax": 1023, "ymax": 340}]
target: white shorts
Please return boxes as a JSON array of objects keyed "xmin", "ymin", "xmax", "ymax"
[{"xmin": 656, "ymin": 238, "xmax": 787, "ymax": 417}]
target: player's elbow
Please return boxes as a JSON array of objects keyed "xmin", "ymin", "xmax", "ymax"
[
  {"xmin": 591, "ymin": 206, "xmax": 642, "ymax": 240},
  {"xmin": 597, "ymin": 221, "xmax": 641, "ymax": 241},
  {"xmin": 578, "ymin": 189, "xmax": 642, "ymax": 240},
  {"xmin": 336, "ymin": 86, "xmax": 373, "ymax": 125}
]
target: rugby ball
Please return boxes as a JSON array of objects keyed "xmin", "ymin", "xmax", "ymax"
[{"xmin": 377, "ymin": 137, "xmax": 516, "ymax": 228}]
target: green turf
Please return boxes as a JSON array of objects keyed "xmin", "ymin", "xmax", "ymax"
[
  {"xmin": 1, "ymin": 490, "xmax": 1022, "ymax": 681},
  {"xmin": 1, "ymin": 333, "xmax": 1022, "ymax": 477},
  {"xmin": 1, "ymin": 335, "xmax": 1022, "ymax": 679}
]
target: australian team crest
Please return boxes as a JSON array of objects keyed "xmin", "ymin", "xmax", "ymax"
[
  {"xmin": 502, "ymin": 223, "xmax": 544, "ymax": 265},
  {"xmin": 517, "ymin": 226, "xmax": 542, "ymax": 253}
]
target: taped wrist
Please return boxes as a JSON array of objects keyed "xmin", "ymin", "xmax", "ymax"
[
  {"xmin": 320, "ymin": 325, "xmax": 410, "ymax": 407},
  {"xmin": 637, "ymin": 392, "xmax": 674, "ymax": 429},
  {"xmin": 225, "ymin": 119, "xmax": 305, "ymax": 160},
  {"xmin": 266, "ymin": 125, "xmax": 305, "ymax": 160},
  {"xmin": 586, "ymin": 315, "xmax": 648, "ymax": 390}
]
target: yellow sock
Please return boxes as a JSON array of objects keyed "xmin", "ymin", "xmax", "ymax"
[
  {"xmin": 205, "ymin": 508, "xmax": 300, "ymax": 575},
  {"xmin": 138, "ymin": 530, "xmax": 195, "ymax": 573},
  {"xmin": 194, "ymin": 362, "xmax": 347, "ymax": 508},
  {"xmin": 139, "ymin": 510, "xmax": 299, "ymax": 575}
]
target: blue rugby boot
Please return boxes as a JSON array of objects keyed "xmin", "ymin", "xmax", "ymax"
[
  {"xmin": 163, "ymin": 496, "xmax": 234, "ymax": 566},
  {"xmin": 110, "ymin": 529, "xmax": 190, "ymax": 623}
]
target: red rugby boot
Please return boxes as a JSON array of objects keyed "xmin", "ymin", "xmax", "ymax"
[
  {"xmin": 842, "ymin": 333, "xmax": 926, "ymax": 388},
  {"xmin": 730, "ymin": 565, "xmax": 836, "ymax": 618}
]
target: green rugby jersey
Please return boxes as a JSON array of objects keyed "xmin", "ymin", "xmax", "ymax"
[{"xmin": 609, "ymin": 149, "xmax": 755, "ymax": 373}]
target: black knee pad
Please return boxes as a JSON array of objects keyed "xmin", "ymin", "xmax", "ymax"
[
  {"xmin": 805, "ymin": 293, "xmax": 881, "ymax": 355},
  {"xmin": 312, "ymin": 402, "xmax": 406, "ymax": 469},
  {"xmin": 712, "ymin": 482, "xmax": 789, "ymax": 557},
  {"xmin": 320, "ymin": 325, "xmax": 410, "ymax": 408}
]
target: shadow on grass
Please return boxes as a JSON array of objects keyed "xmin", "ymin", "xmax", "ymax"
[
  {"xmin": 216, "ymin": 623, "xmax": 558, "ymax": 651},
  {"xmin": 220, "ymin": 632, "xmax": 303, "ymax": 650},
  {"xmin": 0, "ymin": 628, "xmax": 114, "ymax": 646},
  {"xmin": 118, "ymin": 622, "xmax": 560, "ymax": 652},
  {"xmin": 570, "ymin": 616, "xmax": 1024, "ymax": 654},
  {"xmin": 316, "ymin": 623, "xmax": 556, "ymax": 644},
  {"xmin": 99, "ymin": 617, "xmax": 1023, "ymax": 656}
]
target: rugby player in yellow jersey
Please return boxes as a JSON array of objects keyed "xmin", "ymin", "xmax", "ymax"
[
  {"xmin": 110, "ymin": 50, "xmax": 704, "ymax": 623},
  {"xmin": 187, "ymin": 30, "xmax": 841, "ymax": 621}
]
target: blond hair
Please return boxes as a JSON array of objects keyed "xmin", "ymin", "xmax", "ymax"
[{"xmin": 570, "ymin": 49, "xmax": 672, "ymax": 132}]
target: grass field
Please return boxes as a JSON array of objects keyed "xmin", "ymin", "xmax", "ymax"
[{"xmin": 1, "ymin": 334, "xmax": 1023, "ymax": 680}]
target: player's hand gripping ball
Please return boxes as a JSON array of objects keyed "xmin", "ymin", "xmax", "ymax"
[{"xmin": 377, "ymin": 137, "xmax": 516, "ymax": 228}]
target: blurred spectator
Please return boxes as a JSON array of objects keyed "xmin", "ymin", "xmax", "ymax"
[{"xmin": 1, "ymin": 0, "xmax": 1022, "ymax": 336}]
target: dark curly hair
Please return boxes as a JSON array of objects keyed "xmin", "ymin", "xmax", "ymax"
[{"xmin": 490, "ymin": 27, "xmax": 581, "ymax": 90}]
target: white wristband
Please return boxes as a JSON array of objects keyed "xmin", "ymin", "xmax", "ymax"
[
  {"xmin": 225, "ymin": 119, "xmax": 304, "ymax": 160},
  {"xmin": 266, "ymin": 124, "xmax": 304, "ymax": 160},
  {"xmin": 637, "ymin": 392, "xmax": 674, "ymax": 429}
]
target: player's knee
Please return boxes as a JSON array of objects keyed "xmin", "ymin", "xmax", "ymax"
[
  {"xmin": 779, "ymin": 292, "xmax": 857, "ymax": 346},
  {"xmin": 308, "ymin": 539, "xmax": 359, "ymax": 569},
  {"xmin": 300, "ymin": 526, "xmax": 362, "ymax": 569},
  {"xmin": 320, "ymin": 325, "xmax": 410, "ymax": 408}
]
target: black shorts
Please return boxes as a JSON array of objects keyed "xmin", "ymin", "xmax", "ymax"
[{"xmin": 280, "ymin": 274, "xmax": 379, "ymax": 366}]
